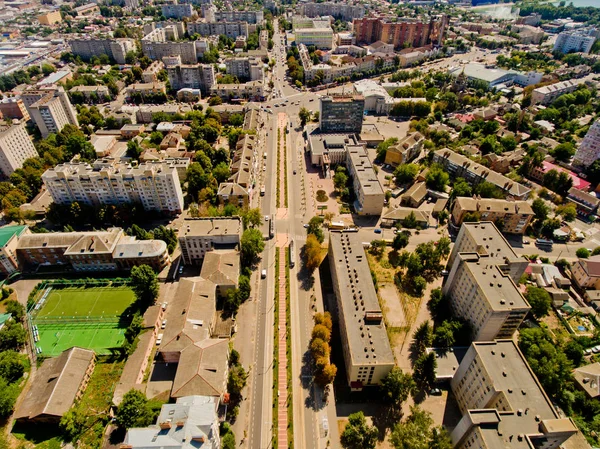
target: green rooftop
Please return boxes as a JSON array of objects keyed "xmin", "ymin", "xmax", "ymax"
[{"xmin": 0, "ymin": 225, "xmax": 27, "ymax": 248}]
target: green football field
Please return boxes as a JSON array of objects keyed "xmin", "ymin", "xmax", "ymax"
[
  {"xmin": 31, "ymin": 286, "xmax": 136, "ymax": 357},
  {"xmin": 35, "ymin": 286, "xmax": 136, "ymax": 319}
]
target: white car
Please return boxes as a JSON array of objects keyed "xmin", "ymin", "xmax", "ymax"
[
  {"xmin": 156, "ymin": 333, "xmax": 163, "ymax": 345},
  {"xmin": 265, "ymin": 215, "xmax": 270, "ymax": 221},
  {"xmin": 161, "ymin": 319, "xmax": 167, "ymax": 329}
]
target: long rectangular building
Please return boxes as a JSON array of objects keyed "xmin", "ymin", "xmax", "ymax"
[
  {"xmin": 451, "ymin": 340, "xmax": 577, "ymax": 449},
  {"xmin": 353, "ymin": 15, "xmax": 447, "ymax": 49},
  {"xmin": 42, "ymin": 159, "xmax": 184, "ymax": 215},
  {"xmin": 69, "ymin": 38, "xmax": 136, "ymax": 65},
  {"xmin": 433, "ymin": 149, "xmax": 531, "ymax": 200},
  {"xmin": 178, "ymin": 217, "xmax": 242, "ymax": 265},
  {"xmin": 187, "ymin": 20, "xmax": 249, "ymax": 38},
  {"xmin": 329, "ymin": 232, "xmax": 394, "ymax": 390},
  {"xmin": 451, "ymin": 197, "xmax": 534, "ymax": 235},
  {"xmin": 444, "ymin": 222, "xmax": 530, "ymax": 341}
]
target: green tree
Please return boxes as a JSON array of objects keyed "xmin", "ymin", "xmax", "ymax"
[
  {"xmin": 240, "ymin": 228, "xmax": 265, "ymax": 266},
  {"xmin": 556, "ymin": 203, "xmax": 577, "ymax": 222},
  {"xmin": 550, "ymin": 142, "xmax": 575, "ymax": 162},
  {"xmin": 130, "ymin": 264, "xmax": 159, "ymax": 306},
  {"xmin": 241, "ymin": 208, "xmax": 262, "ymax": 228},
  {"xmin": 152, "ymin": 226, "xmax": 177, "ymax": 254},
  {"xmin": 376, "ymin": 137, "xmax": 398, "ymax": 161},
  {"xmin": 413, "ymin": 352, "xmax": 436, "ymax": 391},
  {"xmin": 0, "ymin": 351, "xmax": 26, "ymax": 383},
  {"xmin": 425, "ymin": 164, "xmax": 449, "ymax": 191},
  {"xmin": 391, "ymin": 406, "xmax": 434, "ymax": 449},
  {"xmin": 307, "ymin": 216, "xmax": 324, "ymax": 244},
  {"xmin": 392, "ymin": 231, "xmax": 410, "ymax": 250},
  {"xmin": 4, "ymin": 300, "xmax": 24, "ymax": 321},
  {"xmin": 532, "ymin": 198, "xmax": 549, "ymax": 221},
  {"xmin": 0, "ymin": 321, "xmax": 26, "ymax": 351},
  {"xmin": 380, "ymin": 367, "xmax": 416, "ymax": 409},
  {"xmin": 41, "ymin": 63, "xmax": 56, "ymax": 76},
  {"xmin": 126, "ymin": 140, "xmax": 143, "ymax": 161},
  {"xmin": 60, "ymin": 408, "xmax": 87, "ymax": 441},
  {"xmin": 116, "ymin": 389, "xmax": 154, "ymax": 428},
  {"xmin": 452, "ymin": 178, "xmax": 472, "ymax": 198},
  {"xmin": 222, "ymin": 432, "xmax": 236, "ymax": 449},
  {"xmin": 299, "ymin": 107, "xmax": 311, "ymax": 126},
  {"xmin": 0, "ymin": 377, "xmax": 19, "ymax": 417},
  {"xmin": 227, "ymin": 364, "xmax": 248, "ymax": 397},
  {"xmin": 433, "ymin": 321, "xmax": 456, "ymax": 347},
  {"xmin": 576, "ymin": 248, "xmax": 590, "ymax": 259},
  {"xmin": 124, "ymin": 314, "xmax": 144, "ymax": 344},
  {"xmin": 412, "ymin": 321, "xmax": 433, "ymax": 355},
  {"xmin": 312, "ymin": 324, "xmax": 331, "ymax": 342},
  {"xmin": 333, "ymin": 170, "xmax": 348, "ymax": 193},
  {"xmin": 394, "ymin": 163, "xmax": 420, "ymax": 185},
  {"xmin": 340, "ymin": 411, "xmax": 378, "ymax": 449}
]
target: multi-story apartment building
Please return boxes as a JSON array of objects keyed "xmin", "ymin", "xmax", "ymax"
[
  {"xmin": 0, "ymin": 225, "xmax": 29, "ymax": 275},
  {"xmin": 300, "ymin": 2, "xmax": 364, "ymax": 21},
  {"xmin": 554, "ymin": 28, "xmax": 597, "ymax": 54},
  {"xmin": 319, "ymin": 95, "xmax": 365, "ymax": 134},
  {"xmin": 433, "ymin": 149, "xmax": 531, "ymax": 200},
  {"xmin": 142, "ymin": 60, "xmax": 164, "ymax": 83},
  {"xmin": 531, "ymin": 79, "xmax": 580, "ymax": 105},
  {"xmin": 17, "ymin": 227, "xmax": 169, "ymax": 272},
  {"xmin": 41, "ymin": 159, "xmax": 184, "ymax": 215},
  {"xmin": 37, "ymin": 11, "xmax": 62, "ymax": 25},
  {"xmin": 224, "ymin": 57, "xmax": 263, "ymax": 81},
  {"xmin": 328, "ymin": 232, "xmax": 394, "ymax": 389},
  {"xmin": 384, "ymin": 131, "xmax": 424, "ymax": 167},
  {"xmin": 209, "ymin": 81, "xmax": 264, "ymax": 101},
  {"xmin": 69, "ymin": 38, "xmax": 136, "ymax": 64},
  {"xmin": 23, "ymin": 87, "xmax": 79, "ymax": 138},
  {"xmin": 228, "ymin": 134, "xmax": 256, "ymax": 188},
  {"xmin": 353, "ymin": 15, "xmax": 448, "ymax": 49},
  {"xmin": 566, "ymin": 187, "xmax": 600, "ymax": 218},
  {"xmin": 142, "ymin": 29, "xmax": 199, "ymax": 64},
  {"xmin": 178, "ymin": 217, "xmax": 242, "ymax": 265},
  {"xmin": 346, "ymin": 145, "xmax": 384, "ymax": 216},
  {"xmin": 187, "ymin": 20, "xmax": 249, "ymax": 38},
  {"xmin": 573, "ymin": 119, "xmax": 600, "ymax": 168},
  {"xmin": 451, "ymin": 198, "xmax": 534, "ymax": 235},
  {"xmin": 444, "ymin": 222, "xmax": 531, "ymax": 341},
  {"xmin": 0, "ymin": 120, "xmax": 38, "ymax": 177},
  {"xmin": 293, "ymin": 18, "xmax": 334, "ymax": 49},
  {"xmin": 212, "ymin": 10, "xmax": 263, "ymax": 24},
  {"xmin": 161, "ymin": 3, "xmax": 194, "ymax": 19},
  {"xmin": 142, "ymin": 21, "xmax": 186, "ymax": 40},
  {"xmin": 450, "ymin": 340, "xmax": 577, "ymax": 449},
  {"xmin": 0, "ymin": 98, "xmax": 29, "ymax": 121},
  {"xmin": 217, "ymin": 183, "xmax": 249, "ymax": 208},
  {"xmin": 571, "ymin": 255, "xmax": 600, "ymax": 290},
  {"xmin": 165, "ymin": 56, "xmax": 216, "ymax": 93}
]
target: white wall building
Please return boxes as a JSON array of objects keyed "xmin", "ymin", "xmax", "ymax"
[
  {"xmin": 574, "ymin": 119, "xmax": 600, "ymax": 168},
  {"xmin": 0, "ymin": 120, "xmax": 38, "ymax": 177},
  {"xmin": 554, "ymin": 28, "xmax": 597, "ymax": 54}
]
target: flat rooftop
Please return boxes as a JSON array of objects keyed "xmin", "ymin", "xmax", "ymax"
[
  {"xmin": 179, "ymin": 217, "xmax": 242, "ymax": 238},
  {"xmin": 329, "ymin": 232, "xmax": 394, "ymax": 366},
  {"xmin": 457, "ymin": 222, "xmax": 521, "ymax": 260},
  {"xmin": 308, "ymin": 129, "xmax": 356, "ymax": 157},
  {"xmin": 454, "ymin": 197, "xmax": 534, "ymax": 216},
  {"xmin": 346, "ymin": 145, "xmax": 384, "ymax": 197}
]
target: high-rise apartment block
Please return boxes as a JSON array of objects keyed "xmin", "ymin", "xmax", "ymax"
[
  {"xmin": 443, "ymin": 222, "xmax": 531, "ymax": 341},
  {"xmin": 0, "ymin": 120, "xmax": 38, "ymax": 177},
  {"xmin": 328, "ymin": 232, "xmax": 394, "ymax": 389},
  {"xmin": 69, "ymin": 38, "xmax": 136, "ymax": 65},
  {"xmin": 300, "ymin": 2, "xmax": 364, "ymax": 21},
  {"xmin": 22, "ymin": 87, "xmax": 79, "ymax": 138},
  {"xmin": 0, "ymin": 98, "xmax": 29, "ymax": 121},
  {"xmin": 451, "ymin": 340, "xmax": 577, "ymax": 449},
  {"xmin": 42, "ymin": 159, "xmax": 184, "ymax": 215},
  {"xmin": 165, "ymin": 56, "xmax": 216, "ymax": 93},
  {"xmin": 143, "ymin": 21, "xmax": 186, "ymax": 40},
  {"xmin": 293, "ymin": 18, "xmax": 334, "ymax": 49},
  {"xmin": 210, "ymin": 9, "xmax": 264, "ymax": 24},
  {"xmin": 554, "ymin": 28, "xmax": 597, "ymax": 54},
  {"xmin": 319, "ymin": 95, "xmax": 365, "ymax": 134},
  {"xmin": 573, "ymin": 120, "xmax": 600, "ymax": 168},
  {"xmin": 346, "ymin": 145, "xmax": 384, "ymax": 216},
  {"xmin": 142, "ymin": 28, "xmax": 200, "ymax": 64},
  {"xmin": 224, "ymin": 57, "xmax": 264, "ymax": 81},
  {"xmin": 187, "ymin": 20, "xmax": 249, "ymax": 38},
  {"xmin": 161, "ymin": 3, "xmax": 194, "ymax": 19},
  {"xmin": 178, "ymin": 217, "xmax": 242, "ymax": 265},
  {"xmin": 353, "ymin": 15, "xmax": 448, "ymax": 49}
]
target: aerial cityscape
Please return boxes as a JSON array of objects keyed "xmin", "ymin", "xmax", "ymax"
[{"xmin": 1, "ymin": 0, "xmax": 600, "ymax": 449}]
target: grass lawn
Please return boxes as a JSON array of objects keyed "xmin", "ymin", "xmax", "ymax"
[
  {"xmin": 36, "ymin": 286, "xmax": 136, "ymax": 319},
  {"xmin": 35, "ymin": 323, "xmax": 126, "ymax": 357}
]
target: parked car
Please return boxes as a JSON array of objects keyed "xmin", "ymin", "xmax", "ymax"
[
  {"xmin": 161, "ymin": 319, "xmax": 167, "ymax": 329},
  {"xmin": 156, "ymin": 333, "xmax": 163, "ymax": 345},
  {"xmin": 261, "ymin": 269, "xmax": 267, "ymax": 279},
  {"xmin": 430, "ymin": 388, "xmax": 442, "ymax": 396},
  {"xmin": 374, "ymin": 229, "xmax": 382, "ymax": 234}
]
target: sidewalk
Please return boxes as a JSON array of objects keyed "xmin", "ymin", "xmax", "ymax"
[{"xmin": 276, "ymin": 245, "xmax": 289, "ymax": 449}]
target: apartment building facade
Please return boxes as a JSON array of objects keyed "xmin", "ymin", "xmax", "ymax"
[
  {"xmin": 328, "ymin": 232, "xmax": 395, "ymax": 389},
  {"xmin": 293, "ymin": 19, "xmax": 334, "ymax": 49},
  {"xmin": 571, "ymin": 255, "xmax": 600, "ymax": 290},
  {"xmin": 573, "ymin": 119, "xmax": 600, "ymax": 168},
  {"xmin": 0, "ymin": 225, "xmax": 29, "ymax": 275},
  {"xmin": 384, "ymin": 131, "xmax": 424, "ymax": 167},
  {"xmin": 178, "ymin": 217, "xmax": 242, "ymax": 265},
  {"xmin": 38, "ymin": 11, "xmax": 62, "ymax": 25},
  {"xmin": 0, "ymin": 98, "xmax": 29, "ymax": 121},
  {"xmin": 142, "ymin": 29, "xmax": 200, "ymax": 64},
  {"xmin": 451, "ymin": 197, "xmax": 534, "ymax": 235},
  {"xmin": 353, "ymin": 15, "xmax": 448, "ymax": 49},
  {"xmin": 42, "ymin": 159, "xmax": 184, "ymax": 215},
  {"xmin": 165, "ymin": 56, "xmax": 216, "ymax": 93},
  {"xmin": 23, "ymin": 87, "xmax": 79, "ymax": 138},
  {"xmin": 187, "ymin": 20, "xmax": 249, "ymax": 38},
  {"xmin": 300, "ymin": 2, "xmax": 364, "ymax": 21},
  {"xmin": 212, "ymin": 10, "xmax": 263, "ymax": 24},
  {"xmin": 224, "ymin": 57, "xmax": 263, "ymax": 81},
  {"xmin": 0, "ymin": 120, "xmax": 38, "ymax": 177},
  {"xmin": 433, "ymin": 149, "xmax": 531, "ymax": 200},
  {"xmin": 161, "ymin": 3, "xmax": 194, "ymax": 19},
  {"xmin": 531, "ymin": 79, "xmax": 580, "ymax": 105},
  {"xmin": 69, "ymin": 38, "xmax": 135, "ymax": 64},
  {"xmin": 450, "ymin": 340, "xmax": 577, "ymax": 449},
  {"xmin": 345, "ymin": 145, "xmax": 385, "ymax": 216},
  {"xmin": 554, "ymin": 28, "xmax": 597, "ymax": 54},
  {"xmin": 319, "ymin": 95, "xmax": 365, "ymax": 134}
]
